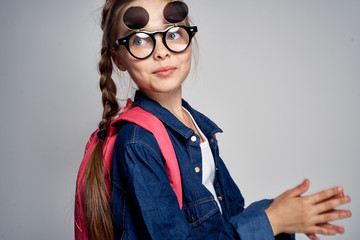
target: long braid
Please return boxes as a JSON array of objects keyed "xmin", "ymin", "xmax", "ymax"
[
  {"xmin": 83, "ymin": 49, "xmax": 118, "ymax": 240},
  {"xmin": 98, "ymin": 48, "xmax": 119, "ymax": 130},
  {"xmin": 82, "ymin": 1, "xmax": 129, "ymax": 239},
  {"xmin": 98, "ymin": 0, "xmax": 123, "ymax": 129}
]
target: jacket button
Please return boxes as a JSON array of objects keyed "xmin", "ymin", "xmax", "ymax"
[
  {"xmin": 194, "ymin": 167, "xmax": 200, "ymax": 173},
  {"xmin": 187, "ymin": 216, "xmax": 194, "ymax": 223},
  {"xmin": 211, "ymin": 138, "xmax": 214, "ymax": 143},
  {"xmin": 218, "ymin": 196, "xmax": 223, "ymax": 201},
  {"xmin": 191, "ymin": 136, "xmax": 197, "ymax": 142}
]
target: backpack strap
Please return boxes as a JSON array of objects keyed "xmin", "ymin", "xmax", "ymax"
[{"xmin": 107, "ymin": 106, "xmax": 183, "ymax": 209}]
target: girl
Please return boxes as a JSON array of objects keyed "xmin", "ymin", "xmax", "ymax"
[{"xmin": 78, "ymin": 0, "xmax": 352, "ymax": 239}]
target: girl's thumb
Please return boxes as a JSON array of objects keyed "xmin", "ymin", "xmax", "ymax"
[{"xmin": 289, "ymin": 178, "xmax": 310, "ymax": 197}]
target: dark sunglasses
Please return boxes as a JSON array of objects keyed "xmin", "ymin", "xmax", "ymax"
[
  {"xmin": 114, "ymin": 25, "xmax": 197, "ymax": 60},
  {"xmin": 123, "ymin": 0, "xmax": 189, "ymax": 30}
]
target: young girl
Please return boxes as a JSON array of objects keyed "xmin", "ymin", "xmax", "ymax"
[{"xmin": 77, "ymin": 0, "xmax": 352, "ymax": 239}]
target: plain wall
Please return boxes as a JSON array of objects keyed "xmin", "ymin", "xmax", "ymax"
[{"xmin": 0, "ymin": 0, "xmax": 358, "ymax": 239}]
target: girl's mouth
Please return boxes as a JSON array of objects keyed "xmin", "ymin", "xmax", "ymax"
[{"xmin": 152, "ymin": 66, "xmax": 177, "ymax": 78}]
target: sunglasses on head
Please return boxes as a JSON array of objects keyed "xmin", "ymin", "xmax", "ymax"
[{"xmin": 123, "ymin": 0, "xmax": 189, "ymax": 30}]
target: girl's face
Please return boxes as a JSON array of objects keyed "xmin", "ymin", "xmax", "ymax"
[{"xmin": 112, "ymin": 0, "xmax": 192, "ymax": 97}]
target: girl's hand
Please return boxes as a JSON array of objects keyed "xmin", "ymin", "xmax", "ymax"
[{"xmin": 265, "ymin": 179, "xmax": 351, "ymax": 236}]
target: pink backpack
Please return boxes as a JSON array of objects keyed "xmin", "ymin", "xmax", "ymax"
[{"xmin": 74, "ymin": 100, "xmax": 182, "ymax": 240}]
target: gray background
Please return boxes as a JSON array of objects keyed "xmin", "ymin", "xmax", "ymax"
[{"xmin": 0, "ymin": 0, "xmax": 358, "ymax": 239}]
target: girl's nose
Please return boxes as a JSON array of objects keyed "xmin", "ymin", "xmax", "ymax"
[{"xmin": 153, "ymin": 35, "xmax": 170, "ymax": 60}]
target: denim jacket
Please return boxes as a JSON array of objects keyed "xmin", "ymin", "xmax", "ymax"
[{"xmin": 111, "ymin": 91, "xmax": 295, "ymax": 240}]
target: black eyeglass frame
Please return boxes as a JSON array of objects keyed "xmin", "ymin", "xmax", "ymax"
[{"xmin": 114, "ymin": 25, "xmax": 198, "ymax": 60}]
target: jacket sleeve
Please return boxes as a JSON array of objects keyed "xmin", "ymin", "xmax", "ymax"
[
  {"xmin": 216, "ymin": 156, "xmax": 295, "ymax": 240},
  {"xmin": 229, "ymin": 200, "xmax": 295, "ymax": 240}
]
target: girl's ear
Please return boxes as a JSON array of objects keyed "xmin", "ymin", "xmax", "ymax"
[{"xmin": 111, "ymin": 50, "xmax": 127, "ymax": 71}]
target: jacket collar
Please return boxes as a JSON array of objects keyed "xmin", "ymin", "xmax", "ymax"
[{"xmin": 133, "ymin": 91, "xmax": 222, "ymax": 140}]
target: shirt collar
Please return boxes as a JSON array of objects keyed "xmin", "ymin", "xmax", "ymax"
[{"xmin": 133, "ymin": 91, "xmax": 223, "ymax": 140}]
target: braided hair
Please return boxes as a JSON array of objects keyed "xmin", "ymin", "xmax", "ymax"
[{"xmin": 82, "ymin": 1, "xmax": 131, "ymax": 239}]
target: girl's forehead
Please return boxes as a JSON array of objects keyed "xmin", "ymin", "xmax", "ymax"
[{"xmin": 126, "ymin": 0, "xmax": 169, "ymax": 8}]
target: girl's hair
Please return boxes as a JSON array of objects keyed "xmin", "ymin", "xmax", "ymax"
[
  {"xmin": 82, "ymin": 1, "xmax": 131, "ymax": 239},
  {"xmin": 82, "ymin": 0, "xmax": 193, "ymax": 239}
]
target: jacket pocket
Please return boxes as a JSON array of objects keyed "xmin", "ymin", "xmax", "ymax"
[{"xmin": 182, "ymin": 196, "xmax": 220, "ymax": 227}]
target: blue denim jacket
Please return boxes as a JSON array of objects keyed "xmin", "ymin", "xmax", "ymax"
[{"xmin": 111, "ymin": 91, "xmax": 295, "ymax": 240}]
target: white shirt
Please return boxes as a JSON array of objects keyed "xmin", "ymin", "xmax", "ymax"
[{"xmin": 184, "ymin": 108, "xmax": 222, "ymax": 213}]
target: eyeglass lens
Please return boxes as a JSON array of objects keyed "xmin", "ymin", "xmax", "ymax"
[{"xmin": 128, "ymin": 26, "xmax": 190, "ymax": 59}]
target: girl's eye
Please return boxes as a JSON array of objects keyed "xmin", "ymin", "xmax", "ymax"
[
  {"xmin": 134, "ymin": 38, "xmax": 145, "ymax": 46},
  {"xmin": 132, "ymin": 33, "xmax": 150, "ymax": 46},
  {"xmin": 167, "ymin": 32, "xmax": 181, "ymax": 40}
]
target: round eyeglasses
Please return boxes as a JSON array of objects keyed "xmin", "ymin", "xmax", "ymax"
[{"xmin": 114, "ymin": 25, "xmax": 198, "ymax": 60}]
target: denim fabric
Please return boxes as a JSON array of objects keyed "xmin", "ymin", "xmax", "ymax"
[{"xmin": 111, "ymin": 91, "xmax": 295, "ymax": 240}]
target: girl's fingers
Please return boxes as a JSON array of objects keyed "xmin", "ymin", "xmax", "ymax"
[
  {"xmin": 319, "ymin": 191, "xmax": 344, "ymax": 203},
  {"xmin": 308, "ymin": 225, "xmax": 337, "ymax": 235},
  {"xmin": 314, "ymin": 195, "xmax": 351, "ymax": 214},
  {"xmin": 313, "ymin": 209, "xmax": 352, "ymax": 224},
  {"xmin": 307, "ymin": 186, "xmax": 344, "ymax": 204},
  {"xmin": 332, "ymin": 192, "xmax": 345, "ymax": 199},
  {"xmin": 306, "ymin": 234, "xmax": 319, "ymax": 240},
  {"xmin": 307, "ymin": 222, "xmax": 346, "ymax": 236},
  {"xmin": 287, "ymin": 179, "xmax": 310, "ymax": 197},
  {"xmin": 317, "ymin": 223, "xmax": 345, "ymax": 234}
]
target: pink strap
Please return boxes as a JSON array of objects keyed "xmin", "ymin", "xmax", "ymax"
[
  {"xmin": 115, "ymin": 107, "xmax": 182, "ymax": 209},
  {"xmin": 106, "ymin": 105, "xmax": 182, "ymax": 209}
]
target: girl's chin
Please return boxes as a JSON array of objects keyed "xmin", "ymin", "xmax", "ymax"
[{"xmin": 141, "ymin": 84, "xmax": 182, "ymax": 95}]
